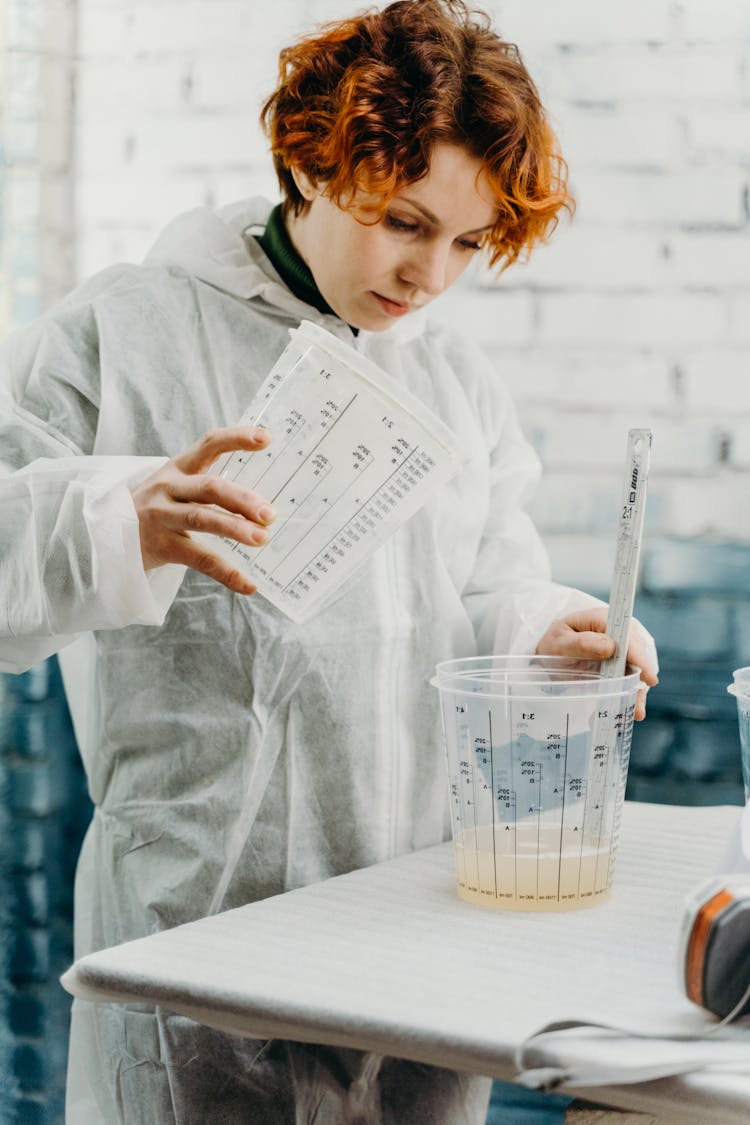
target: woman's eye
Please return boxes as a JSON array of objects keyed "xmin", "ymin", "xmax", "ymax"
[
  {"xmin": 385, "ymin": 213, "xmax": 482, "ymax": 250},
  {"xmin": 385, "ymin": 214, "xmax": 419, "ymax": 234}
]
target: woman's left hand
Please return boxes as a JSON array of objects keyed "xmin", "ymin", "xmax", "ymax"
[{"xmin": 535, "ymin": 608, "xmax": 659, "ymax": 721}]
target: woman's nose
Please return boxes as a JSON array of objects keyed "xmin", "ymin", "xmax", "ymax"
[{"xmin": 400, "ymin": 241, "xmax": 452, "ymax": 297}]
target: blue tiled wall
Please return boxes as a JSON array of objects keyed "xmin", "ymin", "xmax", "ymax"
[
  {"xmin": 0, "ymin": 690, "xmax": 19, "ymax": 1124},
  {"xmin": 0, "ymin": 660, "xmax": 92, "ymax": 1125},
  {"xmin": 628, "ymin": 539, "xmax": 747, "ymax": 808}
]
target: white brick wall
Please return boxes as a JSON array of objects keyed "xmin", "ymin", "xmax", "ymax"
[
  {"xmin": 1, "ymin": 0, "xmax": 76, "ymax": 332},
  {"xmin": 26, "ymin": 0, "xmax": 750, "ymax": 587}
]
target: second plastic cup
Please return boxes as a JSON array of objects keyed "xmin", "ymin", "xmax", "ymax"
[
  {"xmin": 432, "ymin": 656, "xmax": 641, "ymax": 911},
  {"xmin": 727, "ymin": 667, "xmax": 750, "ymax": 802}
]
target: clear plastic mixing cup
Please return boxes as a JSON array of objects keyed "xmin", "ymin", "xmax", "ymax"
[
  {"xmin": 432, "ymin": 655, "xmax": 642, "ymax": 911},
  {"xmin": 727, "ymin": 667, "xmax": 750, "ymax": 802}
]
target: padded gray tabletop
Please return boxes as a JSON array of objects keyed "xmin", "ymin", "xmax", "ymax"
[{"xmin": 62, "ymin": 802, "xmax": 749, "ymax": 1124}]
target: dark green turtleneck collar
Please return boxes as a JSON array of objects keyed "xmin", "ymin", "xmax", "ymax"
[{"xmin": 254, "ymin": 204, "xmax": 342, "ymax": 322}]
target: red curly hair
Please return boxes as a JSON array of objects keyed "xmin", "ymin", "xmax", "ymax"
[{"xmin": 260, "ymin": 0, "xmax": 573, "ymax": 269}]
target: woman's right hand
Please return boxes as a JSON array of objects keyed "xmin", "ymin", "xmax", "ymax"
[{"xmin": 130, "ymin": 426, "xmax": 275, "ymax": 595}]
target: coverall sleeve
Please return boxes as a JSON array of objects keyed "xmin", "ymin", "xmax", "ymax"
[
  {"xmin": 459, "ymin": 346, "xmax": 604, "ymax": 655},
  {"xmin": 0, "ymin": 292, "xmax": 185, "ymax": 675}
]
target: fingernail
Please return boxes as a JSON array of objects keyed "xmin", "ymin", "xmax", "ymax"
[
  {"xmin": 258, "ymin": 505, "xmax": 275, "ymax": 525},
  {"xmin": 252, "ymin": 528, "xmax": 269, "ymax": 545},
  {"xmin": 254, "ymin": 426, "xmax": 270, "ymax": 440}
]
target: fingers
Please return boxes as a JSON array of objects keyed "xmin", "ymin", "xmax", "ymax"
[
  {"xmin": 626, "ymin": 621, "xmax": 659, "ymax": 687},
  {"xmin": 568, "ymin": 630, "xmax": 615, "ymax": 660},
  {"xmin": 171, "ymin": 502, "xmax": 272, "ymax": 548},
  {"xmin": 554, "ymin": 608, "xmax": 609, "ymax": 635},
  {"xmin": 624, "ymin": 621, "xmax": 658, "ymax": 721},
  {"xmin": 170, "ymin": 473, "xmax": 276, "ymax": 529},
  {"xmin": 555, "ymin": 627, "xmax": 651, "ymax": 720},
  {"xmin": 135, "ymin": 494, "xmax": 267, "ymax": 594},
  {"xmin": 147, "ymin": 530, "xmax": 259, "ymax": 596},
  {"xmin": 131, "ymin": 426, "xmax": 276, "ymax": 593},
  {"xmin": 135, "ymin": 469, "xmax": 275, "ymax": 549},
  {"xmin": 538, "ymin": 622, "xmax": 615, "ymax": 661},
  {"xmin": 535, "ymin": 610, "xmax": 658, "ymax": 722},
  {"xmin": 172, "ymin": 426, "xmax": 270, "ymax": 475}
]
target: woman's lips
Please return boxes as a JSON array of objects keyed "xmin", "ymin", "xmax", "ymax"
[{"xmin": 372, "ymin": 292, "xmax": 412, "ymax": 317}]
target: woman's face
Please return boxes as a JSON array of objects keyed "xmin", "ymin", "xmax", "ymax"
[{"xmin": 286, "ymin": 143, "xmax": 497, "ymax": 331}]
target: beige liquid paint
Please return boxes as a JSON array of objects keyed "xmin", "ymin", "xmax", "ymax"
[{"xmin": 452, "ymin": 824, "xmax": 616, "ymax": 912}]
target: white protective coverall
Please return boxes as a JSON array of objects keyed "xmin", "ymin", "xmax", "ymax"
[{"xmin": 0, "ymin": 197, "xmax": 602, "ymax": 1124}]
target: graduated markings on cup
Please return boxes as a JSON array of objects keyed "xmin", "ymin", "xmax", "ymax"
[
  {"xmin": 449, "ymin": 429, "xmax": 652, "ymax": 904},
  {"xmin": 451, "ymin": 687, "xmax": 638, "ymax": 904}
]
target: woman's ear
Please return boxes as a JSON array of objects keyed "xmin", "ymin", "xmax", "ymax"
[{"xmin": 290, "ymin": 166, "xmax": 319, "ymax": 203}]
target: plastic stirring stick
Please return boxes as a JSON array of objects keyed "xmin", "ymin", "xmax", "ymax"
[{"xmin": 599, "ymin": 428, "xmax": 653, "ymax": 679}]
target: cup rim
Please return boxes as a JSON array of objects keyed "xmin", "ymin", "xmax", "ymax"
[
  {"xmin": 728, "ymin": 667, "xmax": 750, "ymax": 697},
  {"xmin": 431, "ymin": 655, "xmax": 642, "ymax": 701}
]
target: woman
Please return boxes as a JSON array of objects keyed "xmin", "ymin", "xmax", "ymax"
[{"xmin": 0, "ymin": 1, "xmax": 657, "ymax": 1121}]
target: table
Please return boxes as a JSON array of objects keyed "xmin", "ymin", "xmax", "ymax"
[{"xmin": 62, "ymin": 802, "xmax": 750, "ymax": 1124}]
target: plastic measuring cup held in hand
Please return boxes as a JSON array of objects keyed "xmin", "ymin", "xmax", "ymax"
[
  {"xmin": 432, "ymin": 655, "xmax": 642, "ymax": 911},
  {"xmin": 727, "ymin": 668, "xmax": 750, "ymax": 801},
  {"xmin": 191, "ymin": 320, "xmax": 461, "ymax": 622}
]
